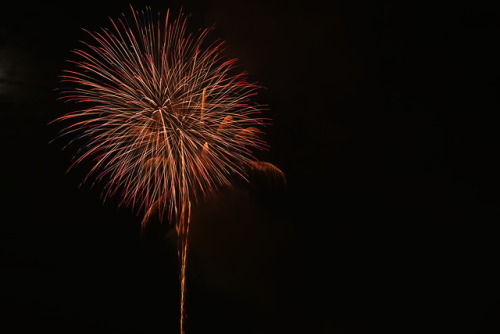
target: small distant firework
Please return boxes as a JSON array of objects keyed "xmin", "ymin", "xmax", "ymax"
[{"xmin": 52, "ymin": 5, "xmax": 283, "ymax": 334}]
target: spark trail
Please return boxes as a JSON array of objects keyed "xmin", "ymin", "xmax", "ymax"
[{"xmin": 52, "ymin": 6, "xmax": 283, "ymax": 334}]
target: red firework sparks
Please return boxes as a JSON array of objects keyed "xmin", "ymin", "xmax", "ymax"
[{"xmin": 52, "ymin": 5, "xmax": 283, "ymax": 334}]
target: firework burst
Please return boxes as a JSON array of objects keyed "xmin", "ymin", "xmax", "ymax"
[{"xmin": 52, "ymin": 5, "xmax": 283, "ymax": 333}]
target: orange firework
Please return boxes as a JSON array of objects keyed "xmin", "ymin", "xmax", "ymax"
[{"xmin": 51, "ymin": 5, "xmax": 283, "ymax": 334}]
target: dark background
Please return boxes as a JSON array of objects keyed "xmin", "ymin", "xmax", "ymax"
[{"xmin": 1, "ymin": 1, "xmax": 499, "ymax": 333}]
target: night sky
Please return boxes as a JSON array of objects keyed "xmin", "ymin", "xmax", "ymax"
[{"xmin": 1, "ymin": 1, "xmax": 499, "ymax": 333}]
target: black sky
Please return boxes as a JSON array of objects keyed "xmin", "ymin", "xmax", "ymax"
[{"xmin": 1, "ymin": 1, "xmax": 499, "ymax": 333}]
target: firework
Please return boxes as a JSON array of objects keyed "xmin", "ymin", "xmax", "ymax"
[{"xmin": 52, "ymin": 5, "xmax": 283, "ymax": 334}]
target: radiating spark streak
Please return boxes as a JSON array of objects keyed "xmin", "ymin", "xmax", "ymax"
[{"xmin": 51, "ymin": 6, "xmax": 283, "ymax": 334}]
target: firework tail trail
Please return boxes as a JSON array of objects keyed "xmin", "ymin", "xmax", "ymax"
[
  {"xmin": 177, "ymin": 197, "xmax": 191, "ymax": 333},
  {"xmin": 52, "ymin": 6, "xmax": 284, "ymax": 334}
]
